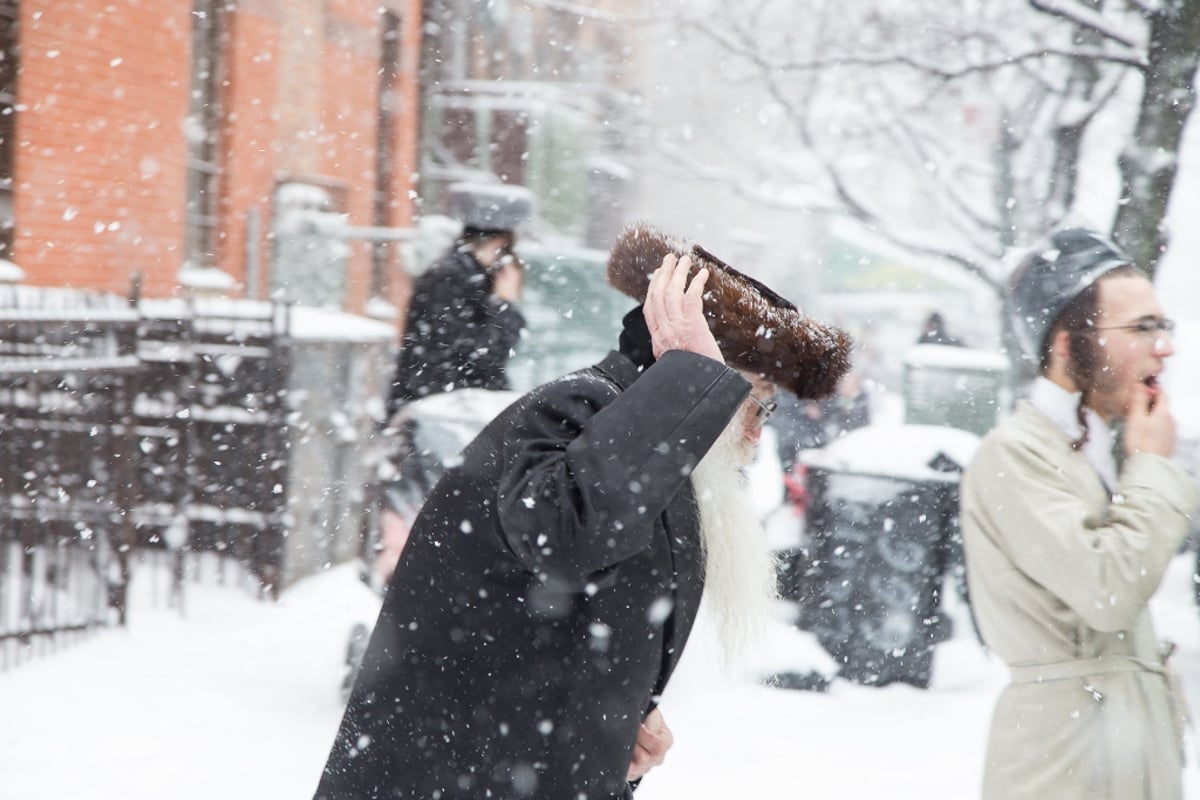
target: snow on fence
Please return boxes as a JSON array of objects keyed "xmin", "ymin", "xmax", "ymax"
[
  {"xmin": 0, "ymin": 289, "xmax": 292, "ymax": 669},
  {"xmin": 0, "ymin": 288, "xmax": 140, "ymax": 668},
  {"xmin": 135, "ymin": 299, "xmax": 292, "ymax": 600}
]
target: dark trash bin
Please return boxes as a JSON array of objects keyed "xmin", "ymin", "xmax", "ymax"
[{"xmin": 794, "ymin": 424, "xmax": 979, "ymax": 688}]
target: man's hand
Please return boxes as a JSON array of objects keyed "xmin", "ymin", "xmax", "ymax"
[
  {"xmin": 627, "ymin": 707, "xmax": 673, "ymax": 781},
  {"xmin": 1124, "ymin": 383, "xmax": 1176, "ymax": 459},
  {"xmin": 643, "ymin": 253, "xmax": 724, "ymax": 363},
  {"xmin": 491, "ymin": 258, "xmax": 524, "ymax": 303}
]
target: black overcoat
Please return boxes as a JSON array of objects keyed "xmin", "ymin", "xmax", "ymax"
[
  {"xmin": 388, "ymin": 248, "xmax": 526, "ymax": 415},
  {"xmin": 316, "ymin": 349, "xmax": 750, "ymax": 799}
]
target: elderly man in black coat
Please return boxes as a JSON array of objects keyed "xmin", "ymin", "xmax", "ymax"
[{"xmin": 315, "ymin": 224, "xmax": 852, "ymax": 800}]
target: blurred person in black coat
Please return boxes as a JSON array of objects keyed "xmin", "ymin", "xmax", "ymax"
[
  {"xmin": 315, "ymin": 224, "xmax": 852, "ymax": 800},
  {"xmin": 386, "ymin": 183, "xmax": 535, "ymax": 417},
  {"xmin": 917, "ymin": 310, "xmax": 965, "ymax": 347}
]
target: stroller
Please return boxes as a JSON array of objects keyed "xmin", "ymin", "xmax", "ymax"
[{"xmin": 340, "ymin": 388, "xmax": 520, "ymax": 701}]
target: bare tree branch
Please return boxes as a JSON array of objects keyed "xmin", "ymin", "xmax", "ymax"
[
  {"xmin": 685, "ymin": 13, "xmax": 1144, "ymax": 75},
  {"xmin": 1123, "ymin": 0, "xmax": 1157, "ymax": 12},
  {"xmin": 649, "ymin": 134, "xmax": 1002, "ymax": 290},
  {"xmin": 524, "ymin": 0, "xmax": 691, "ymax": 25},
  {"xmin": 647, "ymin": 139, "xmax": 841, "ymax": 215},
  {"xmin": 813, "ymin": 47, "xmax": 1145, "ymax": 74},
  {"xmin": 714, "ymin": 11, "xmax": 1015, "ymax": 279},
  {"xmin": 659, "ymin": 0, "xmax": 1190, "ymax": 293},
  {"xmin": 1028, "ymin": 0, "xmax": 1144, "ymax": 49}
]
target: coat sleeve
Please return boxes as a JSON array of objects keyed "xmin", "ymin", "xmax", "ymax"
[
  {"xmin": 495, "ymin": 350, "xmax": 750, "ymax": 586},
  {"xmin": 420, "ymin": 263, "xmax": 491, "ymax": 367},
  {"xmin": 393, "ymin": 254, "xmax": 528, "ymax": 395},
  {"xmin": 475, "ymin": 297, "xmax": 525, "ymax": 389},
  {"xmin": 963, "ymin": 435, "xmax": 1198, "ymax": 632},
  {"xmin": 390, "ymin": 264, "xmax": 462, "ymax": 398}
]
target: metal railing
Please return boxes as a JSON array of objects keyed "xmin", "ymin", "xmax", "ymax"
[{"xmin": 0, "ymin": 286, "xmax": 290, "ymax": 668}]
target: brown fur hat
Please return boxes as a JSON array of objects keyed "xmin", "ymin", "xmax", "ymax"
[{"xmin": 607, "ymin": 223, "xmax": 853, "ymax": 399}]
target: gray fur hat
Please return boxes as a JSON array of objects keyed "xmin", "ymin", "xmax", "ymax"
[
  {"xmin": 1008, "ymin": 227, "xmax": 1133, "ymax": 357},
  {"xmin": 607, "ymin": 223, "xmax": 853, "ymax": 399},
  {"xmin": 446, "ymin": 182, "xmax": 535, "ymax": 233}
]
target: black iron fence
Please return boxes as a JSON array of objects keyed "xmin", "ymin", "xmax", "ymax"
[
  {"xmin": 0, "ymin": 286, "xmax": 290, "ymax": 667},
  {"xmin": 135, "ymin": 299, "xmax": 291, "ymax": 595}
]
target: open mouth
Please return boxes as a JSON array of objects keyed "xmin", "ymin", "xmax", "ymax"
[{"xmin": 1143, "ymin": 374, "xmax": 1161, "ymax": 403}]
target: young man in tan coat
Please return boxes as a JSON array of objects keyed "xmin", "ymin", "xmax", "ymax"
[{"xmin": 962, "ymin": 227, "xmax": 1198, "ymax": 799}]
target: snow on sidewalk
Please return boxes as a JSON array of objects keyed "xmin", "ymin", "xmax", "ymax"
[
  {"xmin": 1, "ymin": 552, "xmax": 1199, "ymax": 799},
  {"xmin": 0, "ymin": 557, "xmax": 381, "ymax": 800}
]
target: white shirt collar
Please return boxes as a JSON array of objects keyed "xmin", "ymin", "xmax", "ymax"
[{"xmin": 1027, "ymin": 376, "xmax": 1118, "ymax": 491}]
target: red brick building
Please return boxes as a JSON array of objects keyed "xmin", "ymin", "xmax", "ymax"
[{"xmin": 1, "ymin": 0, "xmax": 423, "ymax": 314}]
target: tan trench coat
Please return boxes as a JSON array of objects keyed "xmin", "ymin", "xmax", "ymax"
[{"xmin": 962, "ymin": 402, "xmax": 1199, "ymax": 800}]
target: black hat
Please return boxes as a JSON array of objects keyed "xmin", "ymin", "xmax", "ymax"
[
  {"xmin": 606, "ymin": 223, "xmax": 853, "ymax": 399},
  {"xmin": 1007, "ymin": 227, "xmax": 1133, "ymax": 357},
  {"xmin": 446, "ymin": 182, "xmax": 535, "ymax": 233}
]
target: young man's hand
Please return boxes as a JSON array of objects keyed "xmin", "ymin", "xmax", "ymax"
[{"xmin": 1124, "ymin": 384, "xmax": 1176, "ymax": 459}]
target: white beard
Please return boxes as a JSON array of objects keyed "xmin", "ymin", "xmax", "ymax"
[{"xmin": 690, "ymin": 417, "xmax": 780, "ymax": 671}]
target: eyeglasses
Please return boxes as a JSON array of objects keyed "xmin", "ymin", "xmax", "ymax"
[
  {"xmin": 1091, "ymin": 318, "xmax": 1176, "ymax": 336},
  {"xmin": 749, "ymin": 394, "xmax": 778, "ymax": 420}
]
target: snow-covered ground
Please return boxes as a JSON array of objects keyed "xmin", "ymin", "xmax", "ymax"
[
  {"xmin": 4, "ymin": 350, "xmax": 1200, "ymax": 799},
  {"xmin": 2, "ymin": 543, "xmax": 1200, "ymax": 800}
]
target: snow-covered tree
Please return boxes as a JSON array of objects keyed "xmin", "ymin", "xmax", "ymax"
[{"xmin": 655, "ymin": 0, "xmax": 1200, "ymax": 286}]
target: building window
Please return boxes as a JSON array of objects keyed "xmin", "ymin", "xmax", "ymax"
[
  {"xmin": 0, "ymin": 0, "xmax": 18, "ymax": 260},
  {"xmin": 372, "ymin": 10, "xmax": 404, "ymax": 296},
  {"xmin": 185, "ymin": 0, "xmax": 223, "ymax": 270}
]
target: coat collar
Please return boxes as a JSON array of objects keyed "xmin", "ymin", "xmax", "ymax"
[{"xmin": 1027, "ymin": 377, "xmax": 1118, "ymax": 491}]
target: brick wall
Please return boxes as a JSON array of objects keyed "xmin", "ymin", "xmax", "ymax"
[
  {"xmin": 318, "ymin": 0, "xmax": 382, "ymax": 313},
  {"xmin": 11, "ymin": 0, "xmax": 422, "ymax": 314},
  {"xmin": 14, "ymin": 0, "xmax": 191, "ymax": 297},
  {"xmin": 382, "ymin": 2, "xmax": 422, "ymax": 312},
  {"xmin": 218, "ymin": 6, "xmax": 281, "ymax": 302}
]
